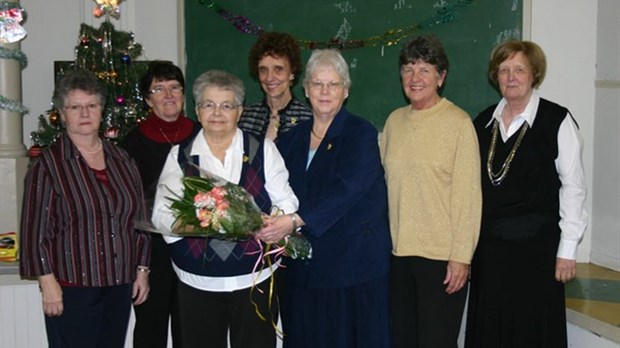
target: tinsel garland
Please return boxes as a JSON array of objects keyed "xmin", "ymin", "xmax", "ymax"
[
  {"xmin": 0, "ymin": 1, "xmax": 23, "ymax": 11},
  {"xmin": 198, "ymin": 0, "xmax": 475, "ymax": 50},
  {"xmin": 0, "ymin": 94, "xmax": 28, "ymax": 114},
  {"xmin": 0, "ymin": 46, "xmax": 27, "ymax": 67},
  {"xmin": 0, "ymin": 1, "xmax": 22, "ymax": 11}
]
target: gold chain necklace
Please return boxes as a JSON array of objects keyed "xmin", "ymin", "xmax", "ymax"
[
  {"xmin": 311, "ymin": 128, "xmax": 324, "ymax": 139},
  {"xmin": 487, "ymin": 120, "xmax": 529, "ymax": 186},
  {"xmin": 158, "ymin": 126, "xmax": 181, "ymax": 145}
]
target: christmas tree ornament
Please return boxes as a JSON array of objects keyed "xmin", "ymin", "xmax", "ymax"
[
  {"xmin": 104, "ymin": 126, "xmax": 120, "ymax": 139},
  {"xmin": 114, "ymin": 95, "xmax": 126, "ymax": 105},
  {"xmin": 92, "ymin": 7, "xmax": 104, "ymax": 18},
  {"xmin": 27, "ymin": 145, "xmax": 43, "ymax": 159},
  {"xmin": 93, "ymin": 0, "xmax": 123, "ymax": 20},
  {"xmin": 121, "ymin": 52, "xmax": 130, "ymax": 64},
  {"xmin": 48, "ymin": 110, "xmax": 60, "ymax": 125},
  {"xmin": 125, "ymin": 107, "xmax": 137, "ymax": 119}
]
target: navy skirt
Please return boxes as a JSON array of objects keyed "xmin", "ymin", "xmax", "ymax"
[{"xmin": 282, "ymin": 274, "xmax": 391, "ymax": 348}]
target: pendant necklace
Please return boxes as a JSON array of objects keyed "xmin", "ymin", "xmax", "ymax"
[
  {"xmin": 158, "ymin": 126, "xmax": 181, "ymax": 145},
  {"xmin": 486, "ymin": 119, "xmax": 528, "ymax": 186},
  {"xmin": 311, "ymin": 128, "xmax": 324, "ymax": 139},
  {"xmin": 271, "ymin": 114, "xmax": 280, "ymax": 131}
]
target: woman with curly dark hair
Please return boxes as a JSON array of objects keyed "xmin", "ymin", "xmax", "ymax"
[{"xmin": 238, "ymin": 31, "xmax": 312, "ymax": 141}]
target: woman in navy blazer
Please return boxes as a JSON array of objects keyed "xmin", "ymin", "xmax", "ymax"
[{"xmin": 258, "ymin": 49, "xmax": 392, "ymax": 348}]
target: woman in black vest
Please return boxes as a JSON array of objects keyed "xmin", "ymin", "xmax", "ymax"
[{"xmin": 465, "ymin": 40, "xmax": 588, "ymax": 348}]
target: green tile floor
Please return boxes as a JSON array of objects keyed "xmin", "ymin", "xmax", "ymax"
[{"xmin": 565, "ymin": 263, "xmax": 620, "ymax": 328}]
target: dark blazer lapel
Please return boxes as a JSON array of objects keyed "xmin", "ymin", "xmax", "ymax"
[{"xmin": 306, "ymin": 108, "xmax": 349, "ymax": 177}]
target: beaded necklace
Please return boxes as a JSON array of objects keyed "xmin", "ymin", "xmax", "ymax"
[{"xmin": 486, "ymin": 119, "xmax": 528, "ymax": 186}]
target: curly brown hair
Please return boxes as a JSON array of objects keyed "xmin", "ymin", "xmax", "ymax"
[{"xmin": 248, "ymin": 32, "xmax": 302, "ymax": 84}]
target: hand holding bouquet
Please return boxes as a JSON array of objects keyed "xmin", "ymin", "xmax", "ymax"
[{"xmin": 166, "ymin": 175, "xmax": 311, "ymax": 260}]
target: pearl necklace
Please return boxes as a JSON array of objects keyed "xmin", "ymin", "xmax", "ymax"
[{"xmin": 76, "ymin": 139, "xmax": 103, "ymax": 155}]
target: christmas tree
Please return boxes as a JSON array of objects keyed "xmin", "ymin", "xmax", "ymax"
[{"xmin": 30, "ymin": 20, "xmax": 148, "ymax": 152}]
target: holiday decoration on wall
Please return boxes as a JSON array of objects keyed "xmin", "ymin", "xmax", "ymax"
[
  {"xmin": 0, "ymin": 1, "xmax": 26, "ymax": 43},
  {"xmin": 30, "ymin": 20, "xmax": 148, "ymax": 150},
  {"xmin": 0, "ymin": 1, "xmax": 28, "ymax": 115},
  {"xmin": 198, "ymin": 0, "xmax": 474, "ymax": 50}
]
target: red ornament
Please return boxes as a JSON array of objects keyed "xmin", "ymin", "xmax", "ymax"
[
  {"xmin": 27, "ymin": 145, "xmax": 44, "ymax": 158},
  {"xmin": 93, "ymin": 7, "xmax": 104, "ymax": 17},
  {"xmin": 80, "ymin": 36, "xmax": 90, "ymax": 47},
  {"xmin": 104, "ymin": 127, "xmax": 119, "ymax": 139},
  {"xmin": 115, "ymin": 95, "xmax": 126, "ymax": 105}
]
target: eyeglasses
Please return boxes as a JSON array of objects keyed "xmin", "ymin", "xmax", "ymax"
[
  {"xmin": 149, "ymin": 85, "xmax": 184, "ymax": 96},
  {"xmin": 64, "ymin": 103, "xmax": 102, "ymax": 114},
  {"xmin": 196, "ymin": 101, "xmax": 240, "ymax": 113},
  {"xmin": 309, "ymin": 80, "xmax": 344, "ymax": 91}
]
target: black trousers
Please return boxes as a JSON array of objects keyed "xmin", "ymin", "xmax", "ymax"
[
  {"xmin": 133, "ymin": 235, "xmax": 183, "ymax": 348},
  {"xmin": 176, "ymin": 277, "xmax": 278, "ymax": 348},
  {"xmin": 390, "ymin": 256, "xmax": 467, "ymax": 348},
  {"xmin": 45, "ymin": 284, "xmax": 131, "ymax": 348}
]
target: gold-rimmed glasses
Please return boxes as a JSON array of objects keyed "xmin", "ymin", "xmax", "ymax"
[
  {"xmin": 149, "ymin": 85, "xmax": 184, "ymax": 96},
  {"xmin": 196, "ymin": 101, "xmax": 240, "ymax": 113},
  {"xmin": 309, "ymin": 80, "xmax": 344, "ymax": 91},
  {"xmin": 63, "ymin": 103, "xmax": 102, "ymax": 114}
]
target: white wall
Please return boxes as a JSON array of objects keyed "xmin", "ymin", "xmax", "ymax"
[
  {"xmin": 591, "ymin": 0, "xmax": 620, "ymax": 271},
  {"xmin": 529, "ymin": 1, "xmax": 599, "ymax": 263}
]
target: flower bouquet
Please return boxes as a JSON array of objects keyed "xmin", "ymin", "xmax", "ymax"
[{"xmin": 165, "ymin": 173, "xmax": 312, "ymax": 260}]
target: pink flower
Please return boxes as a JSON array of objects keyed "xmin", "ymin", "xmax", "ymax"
[
  {"xmin": 215, "ymin": 201, "xmax": 229, "ymax": 213},
  {"xmin": 196, "ymin": 208, "xmax": 212, "ymax": 227},
  {"xmin": 210, "ymin": 186, "xmax": 227, "ymax": 201},
  {"xmin": 194, "ymin": 192, "xmax": 212, "ymax": 208}
]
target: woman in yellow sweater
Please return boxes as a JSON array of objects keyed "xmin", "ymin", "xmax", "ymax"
[{"xmin": 380, "ymin": 35, "xmax": 482, "ymax": 348}]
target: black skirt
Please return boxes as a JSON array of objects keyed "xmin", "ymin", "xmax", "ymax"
[{"xmin": 465, "ymin": 220, "xmax": 568, "ymax": 348}]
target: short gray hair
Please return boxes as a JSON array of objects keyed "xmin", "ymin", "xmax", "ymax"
[
  {"xmin": 192, "ymin": 70, "xmax": 245, "ymax": 106},
  {"xmin": 303, "ymin": 49, "xmax": 351, "ymax": 89},
  {"xmin": 52, "ymin": 70, "xmax": 107, "ymax": 109}
]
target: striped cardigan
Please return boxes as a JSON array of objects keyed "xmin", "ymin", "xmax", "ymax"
[{"xmin": 20, "ymin": 134, "xmax": 150, "ymax": 287}]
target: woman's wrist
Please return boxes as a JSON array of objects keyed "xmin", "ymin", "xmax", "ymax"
[
  {"xmin": 290, "ymin": 213, "xmax": 298, "ymax": 232},
  {"xmin": 289, "ymin": 213, "xmax": 303, "ymax": 233},
  {"xmin": 136, "ymin": 266, "xmax": 150, "ymax": 274}
]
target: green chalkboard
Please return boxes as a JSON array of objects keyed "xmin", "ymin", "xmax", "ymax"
[{"xmin": 184, "ymin": 0, "xmax": 522, "ymax": 128}]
